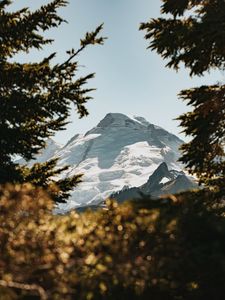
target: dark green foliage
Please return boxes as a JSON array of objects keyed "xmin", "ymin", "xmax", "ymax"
[
  {"xmin": 178, "ymin": 85, "xmax": 225, "ymax": 191},
  {"xmin": 0, "ymin": 0, "xmax": 104, "ymax": 201},
  {"xmin": 1, "ymin": 184, "xmax": 225, "ymax": 300},
  {"xmin": 140, "ymin": 0, "xmax": 225, "ymax": 191}
]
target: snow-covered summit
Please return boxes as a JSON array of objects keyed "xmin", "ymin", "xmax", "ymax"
[{"xmin": 53, "ymin": 113, "xmax": 184, "ymax": 211}]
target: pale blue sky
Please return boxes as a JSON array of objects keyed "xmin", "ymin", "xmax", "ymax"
[{"xmin": 11, "ymin": 0, "xmax": 222, "ymax": 144}]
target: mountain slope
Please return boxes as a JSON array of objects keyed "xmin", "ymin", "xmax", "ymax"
[{"xmin": 111, "ymin": 162, "xmax": 197, "ymax": 202}]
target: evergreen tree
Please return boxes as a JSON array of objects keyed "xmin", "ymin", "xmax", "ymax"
[
  {"xmin": 0, "ymin": 0, "xmax": 104, "ymax": 202},
  {"xmin": 140, "ymin": 0, "xmax": 225, "ymax": 194}
]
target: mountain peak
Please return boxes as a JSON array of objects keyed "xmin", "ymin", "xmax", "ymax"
[
  {"xmin": 155, "ymin": 162, "xmax": 169, "ymax": 173},
  {"xmin": 96, "ymin": 113, "xmax": 137, "ymax": 128},
  {"xmin": 142, "ymin": 162, "xmax": 172, "ymax": 193}
]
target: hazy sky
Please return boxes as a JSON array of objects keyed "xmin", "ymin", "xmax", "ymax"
[{"xmin": 12, "ymin": 0, "xmax": 222, "ymax": 144}]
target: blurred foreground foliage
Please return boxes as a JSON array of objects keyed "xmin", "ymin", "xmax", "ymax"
[{"xmin": 1, "ymin": 184, "xmax": 225, "ymax": 300}]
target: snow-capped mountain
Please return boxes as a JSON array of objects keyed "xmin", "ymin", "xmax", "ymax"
[
  {"xmin": 18, "ymin": 113, "xmax": 187, "ymax": 210},
  {"xmin": 52, "ymin": 113, "xmax": 184, "ymax": 210}
]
